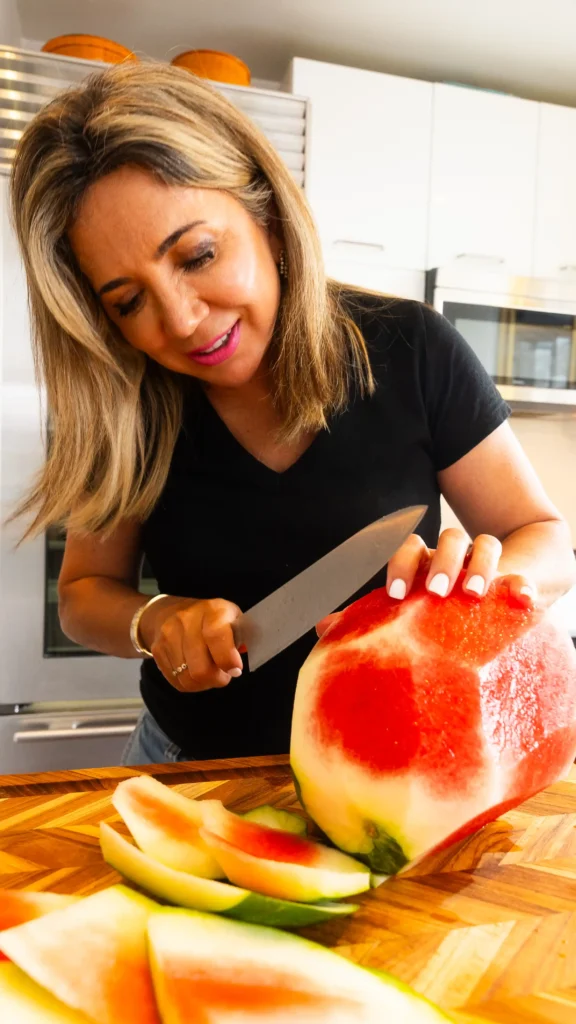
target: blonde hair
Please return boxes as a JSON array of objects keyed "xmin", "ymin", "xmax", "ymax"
[{"xmin": 8, "ymin": 61, "xmax": 374, "ymax": 541}]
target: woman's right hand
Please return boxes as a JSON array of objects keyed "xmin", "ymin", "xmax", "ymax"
[{"xmin": 138, "ymin": 596, "xmax": 244, "ymax": 692}]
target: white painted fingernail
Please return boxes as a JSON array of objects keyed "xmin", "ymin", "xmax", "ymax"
[
  {"xmin": 388, "ymin": 578, "xmax": 407, "ymax": 600},
  {"xmin": 466, "ymin": 574, "xmax": 485, "ymax": 597},
  {"xmin": 428, "ymin": 573, "xmax": 450, "ymax": 598},
  {"xmin": 520, "ymin": 585, "xmax": 535, "ymax": 599},
  {"xmin": 229, "ymin": 668, "xmax": 242, "ymax": 678}
]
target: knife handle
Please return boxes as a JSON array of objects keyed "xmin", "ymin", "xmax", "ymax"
[{"xmin": 232, "ymin": 621, "xmax": 248, "ymax": 655}]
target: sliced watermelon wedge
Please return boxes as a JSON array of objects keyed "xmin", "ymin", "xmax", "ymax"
[
  {"xmin": 112, "ymin": 774, "xmax": 224, "ymax": 878},
  {"xmin": 100, "ymin": 822, "xmax": 358, "ymax": 928},
  {"xmin": 0, "ymin": 962, "xmax": 91, "ymax": 1022},
  {"xmin": 242, "ymin": 805, "xmax": 307, "ymax": 835},
  {"xmin": 0, "ymin": 884, "xmax": 161, "ymax": 1024},
  {"xmin": 0, "ymin": 891, "xmax": 78, "ymax": 962},
  {"xmin": 199, "ymin": 801, "xmax": 370, "ymax": 902},
  {"xmin": 147, "ymin": 907, "xmax": 451, "ymax": 1023}
]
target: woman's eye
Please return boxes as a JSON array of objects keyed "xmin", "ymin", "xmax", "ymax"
[
  {"xmin": 181, "ymin": 249, "xmax": 215, "ymax": 273},
  {"xmin": 114, "ymin": 293, "xmax": 143, "ymax": 318}
]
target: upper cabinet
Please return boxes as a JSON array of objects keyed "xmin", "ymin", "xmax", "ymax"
[
  {"xmin": 289, "ymin": 58, "xmax": 433, "ymax": 282},
  {"xmin": 533, "ymin": 103, "xmax": 576, "ymax": 278},
  {"xmin": 428, "ymin": 85, "xmax": 539, "ymax": 275}
]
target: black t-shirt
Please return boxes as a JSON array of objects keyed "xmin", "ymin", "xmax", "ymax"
[{"xmin": 140, "ymin": 295, "xmax": 509, "ymax": 759}]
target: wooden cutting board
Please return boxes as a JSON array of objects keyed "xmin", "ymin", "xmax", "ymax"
[{"xmin": 2, "ymin": 755, "xmax": 576, "ymax": 1023}]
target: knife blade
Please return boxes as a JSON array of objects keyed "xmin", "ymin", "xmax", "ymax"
[{"xmin": 234, "ymin": 504, "xmax": 427, "ymax": 671}]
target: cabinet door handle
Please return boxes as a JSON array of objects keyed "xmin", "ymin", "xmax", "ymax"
[
  {"xmin": 455, "ymin": 253, "xmax": 505, "ymax": 265},
  {"xmin": 13, "ymin": 724, "xmax": 137, "ymax": 742},
  {"xmin": 332, "ymin": 240, "xmax": 386, "ymax": 252},
  {"xmin": 559, "ymin": 265, "xmax": 576, "ymax": 273}
]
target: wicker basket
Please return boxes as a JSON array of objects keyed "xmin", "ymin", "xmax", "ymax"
[
  {"xmin": 41, "ymin": 34, "xmax": 138, "ymax": 64},
  {"xmin": 171, "ymin": 49, "xmax": 250, "ymax": 86}
]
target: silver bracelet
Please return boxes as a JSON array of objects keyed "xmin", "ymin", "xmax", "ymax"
[{"xmin": 129, "ymin": 593, "xmax": 170, "ymax": 658}]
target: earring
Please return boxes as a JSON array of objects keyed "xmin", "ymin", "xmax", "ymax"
[{"xmin": 278, "ymin": 249, "xmax": 288, "ymax": 279}]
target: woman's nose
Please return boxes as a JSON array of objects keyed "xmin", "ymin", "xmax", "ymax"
[{"xmin": 160, "ymin": 291, "xmax": 209, "ymax": 341}]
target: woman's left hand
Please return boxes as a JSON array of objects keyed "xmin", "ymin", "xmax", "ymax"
[
  {"xmin": 316, "ymin": 527, "xmax": 536, "ymax": 638},
  {"xmin": 385, "ymin": 527, "xmax": 536, "ymax": 606}
]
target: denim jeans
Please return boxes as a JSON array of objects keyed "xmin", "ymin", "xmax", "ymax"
[{"xmin": 120, "ymin": 708, "xmax": 191, "ymax": 765}]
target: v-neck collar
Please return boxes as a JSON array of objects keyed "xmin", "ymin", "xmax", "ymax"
[{"xmin": 194, "ymin": 383, "xmax": 328, "ymax": 481}]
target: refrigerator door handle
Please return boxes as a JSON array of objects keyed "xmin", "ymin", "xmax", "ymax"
[{"xmin": 13, "ymin": 723, "xmax": 137, "ymax": 742}]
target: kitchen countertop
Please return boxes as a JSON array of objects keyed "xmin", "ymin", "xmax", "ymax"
[{"xmin": 2, "ymin": 757, "xmax": 576, "ymax": 1023}]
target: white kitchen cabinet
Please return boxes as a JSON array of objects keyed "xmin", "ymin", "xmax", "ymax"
[
  {"xmin": 428, "ymin": 84, "xmax": 539, "ymax": 274},
  {"xmin": 533, "ymin": 103, "xmax": 576, "ymax": 278},
  {"xmin": 289, "ymin": 58, "xmax": 433, "ymax": 285}
]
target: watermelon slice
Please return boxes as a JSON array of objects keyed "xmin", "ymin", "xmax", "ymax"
[
  {"xmin": 291, "ymin": 573, "xmax": 576, "ymax": 873},
  {"xmin": 0, "ymin": 891, "xmax": 78, "ymax": 961},
  {"xmin": 199, "ymin": 801, "xmax": 370, "ymax": 902},
  {"xmin": 0, "ymin": 962, "xmax": 91, "ymax": 1022},
  {"xmin": 100, "ymin": 822, "xmax": 357, "ymax": 928},
  {"xmin": 147, "ymin": 907, "xmax": 451, "ymax": 1023},
  {"xmin": 0, "ymin": 884, "xmax": 161, "ymax": 1024},
  {"xmin": 242, "ymin": 805, "xmax": 307, "ymax": 835},
  {"xmin": 112, "ymin": 774, "xmax": 224, "ymax": 878}
]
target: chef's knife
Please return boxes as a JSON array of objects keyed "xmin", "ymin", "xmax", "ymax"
[{"xmin": 234, "ymin": 504, "xmax": 427, "ymax": 671}]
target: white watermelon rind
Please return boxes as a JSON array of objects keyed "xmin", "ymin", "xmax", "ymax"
[{"xmin": 147, "ymin": 907, "xmax": 453, "ymax": 1022}]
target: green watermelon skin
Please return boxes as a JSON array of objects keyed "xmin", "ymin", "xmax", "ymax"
[
  {"xmin": 291, "ymin": 574, "xmax": 576, "ymax": 872},
  {"xmin": 100, "ymin": 823, "xmax": 359, "ymax": 928}
]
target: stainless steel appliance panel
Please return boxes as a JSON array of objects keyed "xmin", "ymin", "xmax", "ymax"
[
  {"xmin": 426, "ymin": 264, "xmax": 576, "ymax": 408},
  {"xmin": 0, "ymin": 702, "xmax": 142, "ymax": 773}
]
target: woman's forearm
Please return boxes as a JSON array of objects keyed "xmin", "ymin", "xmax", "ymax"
[
  {"xmin": 497, "ymin": 519, "xmax": 576, "ymax": 606},
  {"xmin": 58, "ymin": 576, "xmax": 151, "ymax": 658}
]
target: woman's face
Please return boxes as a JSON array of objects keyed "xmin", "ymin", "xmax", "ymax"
[{"xmin": 68, "ymin": 165, "xmax": 282, "ymax": 389}]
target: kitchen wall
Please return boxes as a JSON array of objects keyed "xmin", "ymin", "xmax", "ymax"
[
  {"xmin": 16, "ymin": 0, "xmax": 576, "ymax": 107},
  {"xmin": 0, "ymin": 0, "xmax": 21, "ymax": 46}
]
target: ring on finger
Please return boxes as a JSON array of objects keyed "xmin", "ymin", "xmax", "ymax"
[{"xmin": 171, "ymin": 662, "xmax": 188, "ymax": 678}]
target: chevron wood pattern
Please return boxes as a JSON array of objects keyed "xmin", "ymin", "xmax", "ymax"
[{"xmin": 2, "ymin": 756, "xmax": 576, "ymax": 1023}]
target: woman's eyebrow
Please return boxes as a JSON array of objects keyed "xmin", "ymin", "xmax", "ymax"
[{"xmin": 98, "ymin": 220, "xmax": 207, "ymax": 296}]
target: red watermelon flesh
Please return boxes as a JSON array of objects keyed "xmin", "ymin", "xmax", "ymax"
[
  {"xmin": 0, "ymin": 891, "xmax": 78, "ymax": 962},
  {"xmin": 199, "ymin": 801, "xmax": 370, "ymax": 902},
  {"xmin": 291, "ymin": 573, "xmax": 576, "ymax": 873}
]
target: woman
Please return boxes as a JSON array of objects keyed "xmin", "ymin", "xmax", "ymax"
[{"xmin": 8, "ymin": 63, "xmax": 575, "ymax": 765}]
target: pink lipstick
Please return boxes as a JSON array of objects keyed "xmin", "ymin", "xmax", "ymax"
[{"xmin": 187, "ymin": 321, "xmax": 240, "ymax": 367}]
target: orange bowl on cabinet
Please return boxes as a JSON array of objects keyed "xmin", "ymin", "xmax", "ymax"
[
  {"xmin": 41, "ymin": 35, "xmax": 138, "ymax": 64},
  {"xmin": 171, "ymin": 49, "xmax": 250, "ymax": 86}
]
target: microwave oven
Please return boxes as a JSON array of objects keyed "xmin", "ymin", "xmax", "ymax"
[{"xmin": 426, "ymin": 265, "xmax": 576, "ymax": 409}]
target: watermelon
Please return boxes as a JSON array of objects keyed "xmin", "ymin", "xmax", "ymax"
[
  {"xmin": 0, "ymin": 884, "xmax": 161, "ymax": 1024},
  {"xmin": 0, "ymin": 891, "xmax": 78, "ymax": 961},
  {"xmin": 147, "ymin": 907, "xmax": 451, "ymax": 1023},
  {"xmin": 199, "ymin": 801, "xmax": 370, "ymax": 901},
  {"xmin": 291, "ymin": 573, "xmax": 576, "ymax": 874},
  {"xmin": 242, "ymin": 805, "xmax": 307, "ymax": 835},
  {"xmin": 112, "ymin": 774, "xmax": 224, "ymax": 878},
  {"xmin": 100, "ymin": 822, "xmax": 358, "ymax": 928},
  {"xmin": 0, "ymin": 962, "xmax": 91, "ymax": 1022}
]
